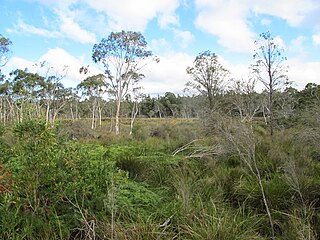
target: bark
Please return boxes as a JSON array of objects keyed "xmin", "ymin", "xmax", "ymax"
[
  {"xmin": 115, "ymin": 97, "xmax": 121, "ymax": 135},
  {"xmin": 129, "ymin": 101, "xmax": 138, "ymax": 135}
]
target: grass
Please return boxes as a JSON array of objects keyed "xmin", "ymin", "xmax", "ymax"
[{"xmin": 0, "ymin": 118, "xmax": 320, "ymax": 239}]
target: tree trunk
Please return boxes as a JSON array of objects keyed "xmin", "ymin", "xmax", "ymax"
[
  {"xmin": 115, "ymin": 98, "xmax": 121, "ymax": 135},
  {"xmin": 91, "ymin": 107, "xmax": 95, "ymax": 129},
  {"xmin": 98, "ymin": 101, "xmax": 102, "ymax": 127},
  {"xmin": 70, "ymin": 103, "xmax": 75, "ymax": 122},
  {"xmin": 207, "ymin": 88, "xmax": 214, "ymax": 111},
  {"xmin": 253, "ymin": 151, "xmax": 275, "ymax": 240},
  {"xmin": 46, "ymin": 102, "xmax": 50, "ymax": 123},
  {"xmin": 75, "ymin": 104, "xmax": 79, "ymax": 120},
  {"xmin": 269, "ymin": 82, "xmax": 274, "ymax": 136},
  {"xmin": 129, "ymin": 101, "xmax": 138, "ymax": 135},
  {"xmin": 91, "ymin": 99, "xmax": 96, "ymax": 129},
  {"xmin": 0, "ymin": 97, "xmax": 3, "ymax": 124}
]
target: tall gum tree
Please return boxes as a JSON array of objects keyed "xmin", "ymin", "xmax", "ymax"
[
  {"xmin": 186, "ymin": 51, "xmax": 229, "ymax": 111},
  {"xmin": 77, "ymin": 74, "xmax": 106, "ymax": 129},
  {"xmin": 0, "ymin": 34, "xmax": 12, "ymax": 68},
  {"xmin": 92, "ymin": 30, "xmax": 157, "ymax": 135},
  {"xmin": 35, "ymin": 61, "xmax": 70, "ymax": 123},
  {"xmin": 252, "ymin": 32, "xmax": 289, "ymax": 136},
  {"xmin": 10, "ymin": 69, "xmax": 44, "ymax": 122},
  {"xmin": 0, "ymin": 35, "xmax": 12, "ymax": 124}
]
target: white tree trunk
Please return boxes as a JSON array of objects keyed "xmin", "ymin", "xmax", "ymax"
[
  {"xmin": 129, "ymin": 101, "xmax": 138, "ymax": 135},
  {"xmin": 115, "ymin": 97, "xmax": 121, "ymax": 135}
]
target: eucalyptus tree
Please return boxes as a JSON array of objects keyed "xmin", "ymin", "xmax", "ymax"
[
  {"xmin": 228, "ymin": 77, "xmax": 260, "ymax": 122},
  {"xmin": 41, "ymin": 76, "xmax": 71, "ymax": 123},
  {"xmin": 92, "ymin": 30, "xmax": 158, "ymax": 134},
  {"xmin": 159, "ymin": 92, "xmax": 180, "ymax": 117},
  {"xmin": 0, "ymin": 78, "xmax": 13, "ymax": 124},
  {"xmin": 0, "ymin": 35, "xmax": 12, "ymax": 123},
  {"xmin": 139, "ymin": 95, "xmax": 155, "ymax": 117},
  {"xmin": 34, "ymin": 62, "xmax": 70, "ymax": 123},
  {"xmin": 127, "ymin": 86, "xmax": 144, "ymax": 135},
  {"xmin": 67, "ymin": 90, "xmax": 81, "ymax": 122},
  {"xmin": 0, "ymin": 34, "xmax": 12, "ymax": 68},
  {"xmin": 186, "ymin": 51, "xmax": 229, "ymax": 111},
  {"xmin": 77, "ymin": 74, "xmax": 107, "ymax": 129},
  {"xmin": 10, "ymin": 69, "xmax": 44, "ymax": 122},
  {"xmin": 252, "ymin": 32, "xmax": 289, "ymax": 135},
  {"xmin": 294, "ymin": 83, "xmax": 320, "ymax": 127},
  {"xmin": 296, "ymin": 83, "xmax": 320, "ymax": 110}
]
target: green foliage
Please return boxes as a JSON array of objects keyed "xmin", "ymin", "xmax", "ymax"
[
  {"xmin": 186, "ymin": 50, "xmax": 229, "ymax": 110},
  {"xmin": 0, "ymin": 34, "xmax": 12, "ymax": 67},
  {"xmin": 0, "ymin": 117, "xmax": 320, "ymax": 239}
]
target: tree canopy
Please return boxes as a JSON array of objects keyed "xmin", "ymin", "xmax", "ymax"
[
  {"xmin": 186, "ymin": 51, "xmax": 229, "ymax": 110},
  {"xmin": 0, "ymin": 34, "xmax": 12, "ymax": 68},
  {"xmin": 92, "ymin": 30, "xmax": 156, "ymax": 134},
  {"xmin": 252, "ymin": 31, "xmax": 289, "ymax": 135}
]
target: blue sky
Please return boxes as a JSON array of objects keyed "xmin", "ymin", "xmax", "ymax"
[{"xmin": 1, "ymin": 0, "xmax": 320, "ymax": 95}]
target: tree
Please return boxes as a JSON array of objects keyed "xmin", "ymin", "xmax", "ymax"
[
  {"xmin": 33, "ymin": 61, "xmax": 71, "ymax": 123},
  {"xmin": 77, "ymin": 74, "xmax": 107, "ymax": 129},
  {"xmin": 228, "ymin": 77, "xmax": 260, "ymax": 122},
  {"xmin": 159, "ymin": 92, "xmax": 180, "ymax": 117},
  {"xmin": 215, "ymin": 116, "xmax": 276, "ymax": 240},
  {"xmin": 10, "ymin": 69, "xmax": 44, "ymax": 122},
  {"xmin": 0, "ymin": 35, "xmax": 12, "ymax": 122},
  {"xmin": 0, "ymin": 34, "xmax": 12, "ymax": 68},
  {"xmin": 42, "ymin": 76, "xmax": 71, "ymax": 123},
  {"xmin": 296, "ymin": 83, "xmax": 320, "ymax": 111},
  {"xmin": 186, "ymin": 51, "xmax": 229, "ymax": 111},
  {"xmin": 252, "ymin": 32, "xmax": 289, "ymax": 135},
  {"xmin": 92, "ymin": 30, "xmax": 157, "ymax": 135},
  {"xmin": 128, "ymin": 86, "xmax": 143, "ymax": 135},
  {"xmin": 66, "ymin": 90, "xmax": 81, "ymax": 122}
]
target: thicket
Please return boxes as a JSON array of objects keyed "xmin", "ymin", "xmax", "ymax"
[{"xmin": 0, "ymin": 109, "xmax": 319, "ymax": 239}]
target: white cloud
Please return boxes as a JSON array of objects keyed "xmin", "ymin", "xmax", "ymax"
[
  {"xmin": 143, "ymin": 52, "xmax": 252, "ymax": 95},
  {"xmin": 4, "ymin": 57, "xmax": 36, "ymax": 74},
  {"xmin": 86, "ymin": 0, "xmax": 180, "ymax": 31},
  {"xmin": 220, "ymin": 58, "xmax": 251, "ymax": 80},
  {"xmin": 261, "ymin": 18, "xmax": 271, "ymax": 26},
  {"xmin": 313, "ymin": 34, "xmax": 320, "ymax": 45},
  {"xmin": 8, "ymin": 12, "xmax": 96, "ymax": 45},
  {"xmin": 290, "ymin": 36, "xmax": 306, "ymax": 48},
  {"xmin": 194, "ymin": 0, "xmax": 256, "ymax": 53},
  {"xmin": 56, "ymin": 10, "xmax": 96, "ymax": 44},
  {"xmin": 7, "ymin": 19, "xmax": 61, "ymax": 38},
  {"xmin": 150, "ymin": 38, "xmax": 172, "ymax": 54},
  {"xmin": 143, "ymin": 52, "xmax": 194, "ymax": 95},
  {"xmin": 194, "ymin": 0, "xmax": 319, "ymax": 53},
  {"xmin": 32, "ymin": 0, "xmax": 77, "ymax": 9},
  {"xmin": 38, "ymin": 48, "xmax": 101, "ymax": 87},
  {"xmin": 4, "ymin": 48, "xmax": 101, "ymax": 88},
  {"xmin": 273, "ymin": 36, "xmax": 286, "ymax": 50},
  {"xmin": 289, "ymin": 36, "xmax": 307, "ymax": 56},
  {"xmin": 288, "ymin": 59, "xmax": 320, "ymax": 89},
  {"xmin": 173, "ymin": 29, "xmax": 194, "ymax": 48},
  {"xmin": 158, "ymin": 13, "xmax": 179, "ymax": 29},
  {"xmin": 252, "ymin": 0, "xmax": 318, "ymax": 27}
]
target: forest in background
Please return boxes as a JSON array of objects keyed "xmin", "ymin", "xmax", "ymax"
[{"xmin": 1, "ymin": 31, "xmax": 320, "ymax": 239}]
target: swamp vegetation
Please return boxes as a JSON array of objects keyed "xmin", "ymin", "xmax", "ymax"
[
  {"xmin": 1, "ymin": 31, "xmax": 320, "ymax": 240},
  {"xmin": 0, "ymin": 110, "xmax": 320, "ymax": 239}
]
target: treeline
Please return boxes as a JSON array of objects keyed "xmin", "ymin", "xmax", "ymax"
[
  {"xmin": 0, "ymin": 68, "xmax": 201, "ymax": 123},
  {"xmin": 1, "ymin": 67, "xmax": 320, "ymax": 129},
  {"xmin": 1, "ymin": 31, "xmax": 319, "ymax": 135}
]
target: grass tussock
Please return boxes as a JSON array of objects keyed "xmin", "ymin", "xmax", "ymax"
[{"xmin": 0, "ymin": 118, "xmax": 319, "ymax": 239}]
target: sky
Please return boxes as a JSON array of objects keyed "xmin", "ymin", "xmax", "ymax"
[{"xmin": 1, "ymin": 0, "xmax": 320, "ymax": 95}]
